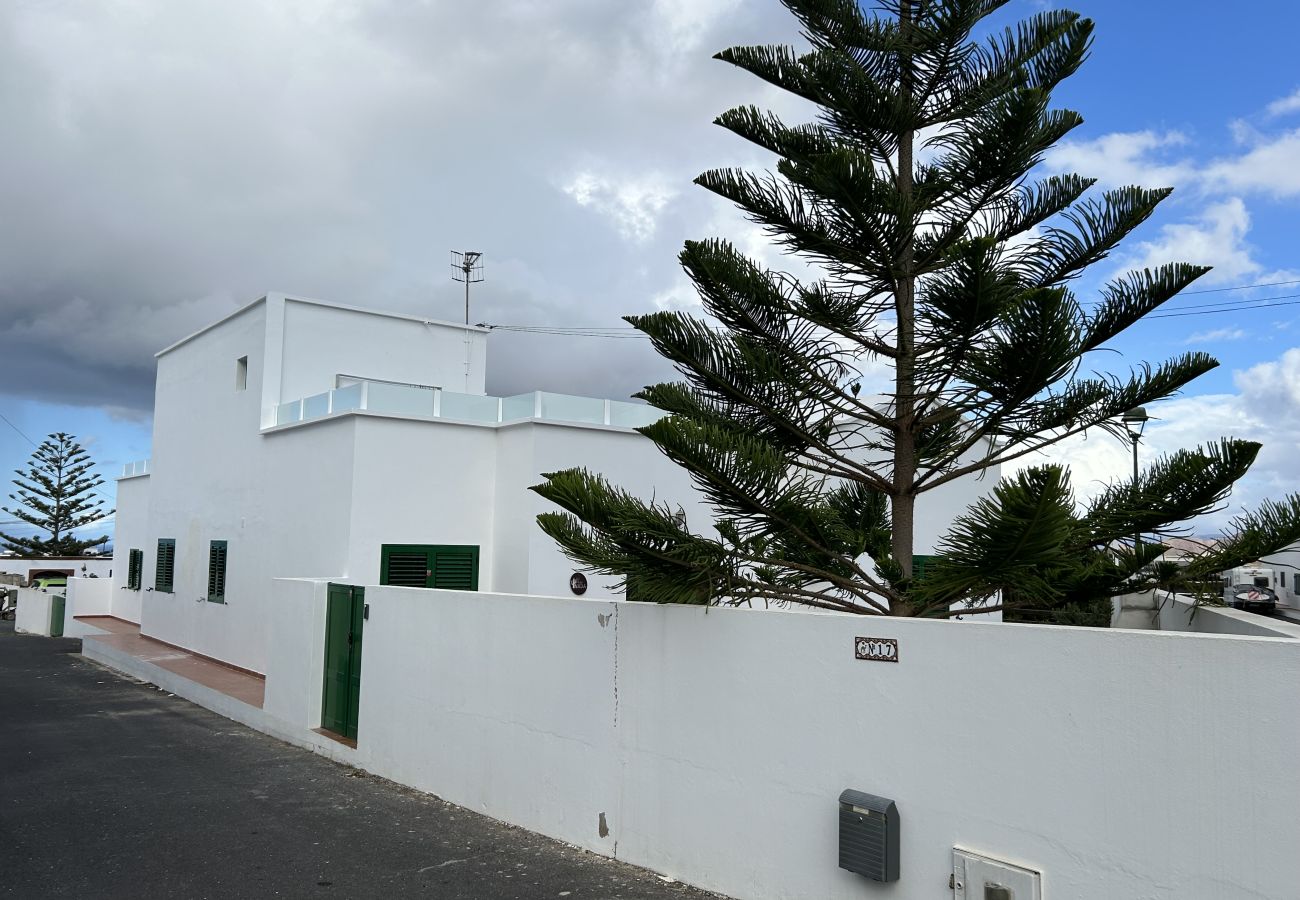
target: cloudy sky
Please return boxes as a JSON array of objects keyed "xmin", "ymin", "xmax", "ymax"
[{"xmin": 1, "ymin": 0, "xmax": 1298, "ymax": 541}]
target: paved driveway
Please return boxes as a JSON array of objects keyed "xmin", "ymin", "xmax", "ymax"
[{"xmin": 0, "ymin": 621, "xmax": 719, "ymax": 899}]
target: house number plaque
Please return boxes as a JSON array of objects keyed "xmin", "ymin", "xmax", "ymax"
[{"xmin": 855, "ymin": 637, "xmax": 899, "ymax": 663}]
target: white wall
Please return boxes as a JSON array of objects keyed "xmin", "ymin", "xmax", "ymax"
[
  {"xmin": 1158, "ymin": 593, "xmax": 1300, "ymax": 638},
  {"xmin": 500, "ymin": 421, "xmax": 715, "ymax": 601},
  {"xmin": 143, "ymin": 301, "xmax": 270, "ymax": 668},
  {"xmin": 14, "ymin": 586, "xmax": 54, "ymax": 635},
  {"xmin": 345, "ymin": 416, "xmax": 499, "ymax": 588},
  {"xmin": 357, "ymin": 587, "xmax": 622, "ymax": 852},
  {"xmin": 264, "ymin": 586, "xmax": 1300, "ymax": 900},
  {"xmin": 0, "ymin": 557, "xmax": 112, "ymax": 580},
  {"xmin": 65, "ymin": 576, "xmax": 112, "ymax": 621},
  {"xmin": 143, "ymin": 298, "xmax": 358, "ymax": 673},
  {"xmin": 263, "ymin": 578, "xmax": 330, "ymax": 731},
  {"xmin": 109, "ymin": 474, "xmax": 152, "ymax": 623},
  {"xmin": 276, "ymin": 296, "xmax": 488, "ymax": 402}
]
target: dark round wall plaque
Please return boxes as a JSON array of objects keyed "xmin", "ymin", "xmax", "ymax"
[{"xmin": 569, "ymin": 572, "xmax": 588, "ymax": 595}]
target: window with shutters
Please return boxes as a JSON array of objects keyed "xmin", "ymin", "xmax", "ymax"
[
  {"xmin": 155, "ymin": 539, "xmax": 176, "ymax": 593},
  {"xmin": 380, "ymin": 544, "xmax": 479, "ymax": 591},
  {"xmin": 127, "ymin": 548, "xmax": 143, "ymax": 591},
  {"xmin": 913, "ymin": 554, "xmax": 941, "ymax": 579},
  {"xmin": 207, "ymin": 540, "xmax": 228, "ymax": 603}
]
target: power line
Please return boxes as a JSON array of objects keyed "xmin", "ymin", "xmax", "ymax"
[
  {"xmin": 1182, "ymin": 277, "xmax": 1300, "ymax": 296},
  {"xmin": 484, "ymin": 274, "xmax": 1300, "ymax": 338},
  {"xmin": 0, "ymin": 410, "xmax": 38, "ymax": 447},
  {"xmin": 0, "ymin": 414, "xmax": 119, "ymax": 509},
  {"xmin": 1148, "ymin": 296, "xmax": 1300, "ymax": 320}
]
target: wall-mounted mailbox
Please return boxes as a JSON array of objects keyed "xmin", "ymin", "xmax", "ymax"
[{"xmin": 838, "ymin": 789, "xmax": 899, "ymax": 882}]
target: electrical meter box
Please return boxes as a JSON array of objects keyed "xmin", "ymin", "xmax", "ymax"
[
  {"xmin": 838, "ymin": 789, "xmax": 899, "ymax": 882},
  {"xmin": 952, "ymin": 847, "xmax": 1041, "ymax": 899}
]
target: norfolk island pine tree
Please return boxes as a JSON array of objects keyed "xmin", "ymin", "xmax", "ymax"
[
  {"xmin": 532, "ymin": 0, "xmax": 1300, "ymax": 622},
  {"xmin": 1, "ymin": 433, "xmax": 113, "ymax": 557}
]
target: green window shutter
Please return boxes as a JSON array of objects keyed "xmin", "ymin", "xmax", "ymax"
[
  {"xmin": 380, "ymin": 544, "xmax": 479, "ymax": 591},
  {"xmin": 207, "ymin": 540, "xmax": 228, "ymax": 603},
  {"xmin": 128, "ymin": 549, "xmax": 143, "ymax": 591},
  {"xmin": 431, "ymin": 546, "xmax": 479, "ymax": 591},
  {"xmin": 155, "ymin": 539, "xmax": 176, "ymax": 593},
  {"xmin": 380, "ymin": 546, "xmax": 432, "ymax": 587},
  {"xmin": 913, "ymin": 554, "xmax": 941, "ymax": 579}
]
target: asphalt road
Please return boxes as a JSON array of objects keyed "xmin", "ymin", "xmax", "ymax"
[{"xmin": 0, "ymin": 621, "xmax": 719, "ymax": 900}]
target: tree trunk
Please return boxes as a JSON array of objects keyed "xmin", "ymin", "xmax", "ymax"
[{"xmin": 890, "ymin": 0, "xmax": 917, "ymax": 614}]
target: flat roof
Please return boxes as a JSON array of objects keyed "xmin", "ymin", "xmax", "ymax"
[{"xmin": 156, "ymin": 293, "xmax": 489, "ymax": 358}]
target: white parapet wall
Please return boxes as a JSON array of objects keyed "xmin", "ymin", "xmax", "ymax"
[
  {"xmin": 14, "ymin": 587, "xmax": 56, "ymax": 636},
  {"xmin": 63, "ymin": 577, "xmax": 114, "ymax": 637},
  {"xmin": 254, "ymin": 580, "xmax": 1298, "ymax": 900},
  {"xmin": 1157, "ymin": 592, "xmax": 1300, "ymax": 638}
]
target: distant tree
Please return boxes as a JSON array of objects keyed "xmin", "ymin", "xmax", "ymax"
[
  {"xmin": 532, "ymin": 0, "xmax": 1300, "ymax": 622},
  {"xmin": 1, "ymin": 433, "xmax": 113, "ymax": 556}
]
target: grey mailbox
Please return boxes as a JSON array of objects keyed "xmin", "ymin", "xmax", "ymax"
[{"xmin": 838, "ymin": 789, "xmax": 899, "ymax": 882}]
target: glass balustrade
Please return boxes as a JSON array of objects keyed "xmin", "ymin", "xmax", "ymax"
[{"xmin": 270, "ymin": 382, "xmax": 662, "ymax": 430}]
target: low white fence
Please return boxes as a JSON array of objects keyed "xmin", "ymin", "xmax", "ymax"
[
  {"xmin": 63, "ymin": 577, "xmax": 114, "ymax": 636},
  {"xmin": 263, "ymin": 580, "xmax": 1298, "ymax": 900},
  {"xmin": 14, "ymin": 587, "xmax": 57, "ymax": 636}
]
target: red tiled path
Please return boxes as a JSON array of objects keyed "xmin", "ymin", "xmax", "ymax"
[{"xmin": 75, "ymin": 616, "xmax": 265, "ymax": 709}]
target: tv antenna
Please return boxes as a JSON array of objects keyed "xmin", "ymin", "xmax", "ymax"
[{"xmin": 451, "ymin": 250, "xmax": 484, "ymax": 324}]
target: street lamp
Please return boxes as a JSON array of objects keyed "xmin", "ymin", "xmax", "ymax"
[{"xmin": 1122, "ymin": 407, "xmax": 1149, "ymax": 553}]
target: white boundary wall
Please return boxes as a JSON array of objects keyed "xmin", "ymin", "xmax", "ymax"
[
  {"xmin": 14, "ymin": 587, "xmax": 54, "ymax": 636},
  {"xmin": 261, "ymin": 580, "xmax": 1298, "ymax": 900},
  {"xmin": 63, "ymin": 577, "xmax": 114, "ymax": 637}
]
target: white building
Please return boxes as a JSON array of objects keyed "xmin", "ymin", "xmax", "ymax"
[{"xmin": 108, "ymin": 292, "xmax": 998, "ymax": 675}]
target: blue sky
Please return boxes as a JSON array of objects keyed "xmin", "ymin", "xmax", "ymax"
[{"xmin": 1, "ymin": 0, "xmax": 1298, "ymax": 541}]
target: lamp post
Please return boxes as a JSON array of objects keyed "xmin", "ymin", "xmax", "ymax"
[{"xmin": 1122, "ymin": 407, "xmax": 1149, "ymax": 553}]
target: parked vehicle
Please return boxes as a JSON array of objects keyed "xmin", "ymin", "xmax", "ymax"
[
  {"xmin": 0, "ymin": 587, "xmax": 15, "ymax": 620},
  {"xmin": 1227, "ymin": 583, "xmax": 1278, "ymax": 614},
  {"xmin": 30, "ymin": 576, "xmax": 66, "ymax": 591}
]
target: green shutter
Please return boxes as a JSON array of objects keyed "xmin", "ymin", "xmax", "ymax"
[
  {"xmin": 128, "ymin": 549, "xmax": 143, "ymax": 591},
  {"xmin": 155, "ymin": 539, "xmax": 176, "ymax": 593},
  {"xmin": 913, "ymin": 554, "xmax": 941, "ymax": 579},
  {"xmin": 207, "ymin": 540, "xmax": 228, "ymax": 603},
  {"xmin": 380, "ymin": 544, "xmax": 479, "ymax": 591},
  {"xmin": 380, "ymin": 546, "xmax": 431, "ymax": 587},
  {"xmin": 431, "ymin": 547, "xmax": 478, "ymax": 591}
]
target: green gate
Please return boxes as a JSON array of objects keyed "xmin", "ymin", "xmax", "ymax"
[
  {"xmin": 321, "ymin": 583, "xmax": 365, "ymax": 740},
  {"xmin": 49, "ymin": 594, "xmax": 66, "ymax": 638}
]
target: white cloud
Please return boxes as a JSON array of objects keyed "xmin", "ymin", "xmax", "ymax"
[
  {"xmin": 1010, "ymin": 347, "xmax": 1300, "ymax": 531},
  {"xmin": 1184, "ymin": 327, "xmax": 1247, "ymax": 345},
  {"xmin": 1047, "ymin": 121, "xmax": 1300, "ymax": 200},
  {"xmin": 1266, "ymin": 87, "xmax": 1300, "ymax": 118},
  {"xmin": 1201, "ymin": 129, "xmax": 1300, "ymax": 198},
  {"xmin": 561, "ymin": 169, "xmax": 678, "ymax": 243},
  {"xmin": 1120, "ymin": 198, "xmax": 1258, "ymax": 285},
  {"xmin": 645, "ymin": 0, "xmax": 746, "ymax": 57},
  {"xmin": 1042, "ymin": 130, "xmax": 1194, "ymax": 189}
]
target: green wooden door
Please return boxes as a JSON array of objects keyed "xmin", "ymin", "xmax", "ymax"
[
  {"xmin": 322, "ymin": 583, "xmax": 365, "ymax": 740},
  {"xmin": 345, "ymin": 586, "xmax": 365, "ymax": 740}
]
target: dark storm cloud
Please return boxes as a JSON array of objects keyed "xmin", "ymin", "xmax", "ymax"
[{"xmin": 0, "ymin": 0, "xmax": 795, "ymax": 414}]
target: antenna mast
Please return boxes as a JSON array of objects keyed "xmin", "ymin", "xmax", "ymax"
[{"xmin": 450, "ymin": 250, "xmax": 484, "ymax": 324}]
